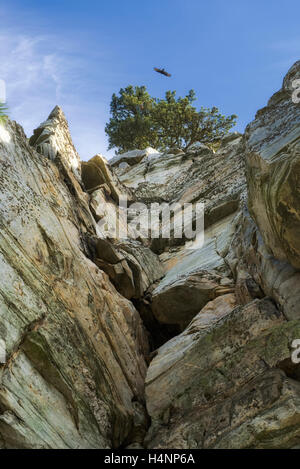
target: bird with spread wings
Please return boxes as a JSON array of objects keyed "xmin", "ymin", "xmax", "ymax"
[{"xmin": 154, "ymin": 67, "xmax": 171, "ymax": 77}]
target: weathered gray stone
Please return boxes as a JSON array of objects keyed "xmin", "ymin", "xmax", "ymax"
[
  {"xmin": 82, "ymin": 153, "xmax": 133, "ymax": 204},
  {"xmin": 109, "ymin": 147, "xmax": 161, "ymax": 168},
  {"xmin": 81, "ymin": 154, "xmax": 165, "ymax": 301},
  {"xmin": 245, "ymin": 61, "xmax": 300, "ymax": 269},
  {"xmin": 0, "ymin": 118, "xmax": 149, "ymax": 448},
  {"xmin": 145, "ymin": 298, "xmax": 300, "ymax": 448},
  {"xmin": 143, "ymin": 62, "xmax": 300, "ymax": 449},
  {"xmin": 151, "ymin": 271, "xmax": 234, "ymax": 328},
  {"xmin": 29, "ymin": 106, "xmax": 81, "ymax": 180},
  {"xmin": 226, "ymin": 204, "xmax": 300, "ymax": 321}
]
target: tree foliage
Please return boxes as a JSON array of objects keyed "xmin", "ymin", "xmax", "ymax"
[
  {"xmin": 105, "ymin": 86, "xmax": 237, "ymax": 153},
  {"xmin": 105, "ymin": 86, "xmax": 158, "ymax": 153}
]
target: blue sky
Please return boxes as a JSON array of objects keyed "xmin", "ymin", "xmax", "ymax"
[{"xmin": 0, "ymin": 0, "xmax": 299, "ymax": 160}]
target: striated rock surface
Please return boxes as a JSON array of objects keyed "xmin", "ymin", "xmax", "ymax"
[
  {"xmin": 29, "ymin": 106, "xmax": 81, "ymax": 180},
  {"xmin": 145, "ymin": 298, "xmax": 300, "ymax": 448},
  {"xmin": 113, "ymin": 136, "xmax": 244, "ymax": 209},
  {"xmin": 137, "ymin": 135, "xmax": 245, "ymax": 330},
  {"xmin": 81, "ymin": 154, "xmax": 165, "ymax": 301},
  {"xmin": 0, "ymin": 114, "xmax": 149, "ymax": 448},
  {"xmin": 142, "ymin": 62, "xmax": 300, "ymax": 449},
  {"xmin": 245, "ymin": 60, "xmax": 300, "ymax": 269},
  {"xmin": 226, "ymin": 205, "xmax": 300, "ymax": 321},
  {"xmin": 110, "ymin": 147, "xmax": 161, "ymax": 169}
]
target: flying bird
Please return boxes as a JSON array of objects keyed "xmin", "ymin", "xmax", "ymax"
[{"xmin": 154, "ymin": 67, "xmax": 171, "ymax": 77}]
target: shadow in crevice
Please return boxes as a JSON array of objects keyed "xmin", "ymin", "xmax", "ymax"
[
  {"xmin": 132, "ymin": 298, "xmax": 181, "ymax": 355},
  {"xmin": 277, "ymin": 357, "xmax": 300, "ymax": 382}
]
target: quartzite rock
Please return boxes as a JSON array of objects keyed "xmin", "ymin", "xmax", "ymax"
[
  {"xmin": 0, "ymin": 117, "xmax": 149, "ymax": 448},
  {"xmin": 245, "ymin": 60, "xmax": 300, "ymax": 269},
  {"xmin": 145, "ymin": 298, "xmax": 300, "ymax": 448}
]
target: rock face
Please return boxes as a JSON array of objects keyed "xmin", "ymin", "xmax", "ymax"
[
  {"xmin": 141, "ymin": 61, "xmax": 300, "ymax": 449},
  {"xmin": 114, "ymin": 137, "xmax": 244, "ymax": 208},
  {"xmin": 145, "ymin": 298, "xmax": 300, "ymax": 449},
  {"xmin": 0, "ymin": 61, "xmax": 300, "ymax": 449},
  {"xmin": 0, "ymin": 113, "xmax": 149, "ymax": 448},
  {"xmin": 81, "ymin": 155, "xmax": 165, "ymax": 301},
  {"xmin": 115, "ymin": 131, "xmax": 245, "ymax": 331},
  {"xmin": 246, "ymin": 60, "xmax": 300, "ymax": 269}
]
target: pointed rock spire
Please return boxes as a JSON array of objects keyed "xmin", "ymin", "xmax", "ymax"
[{"xmin": 29, "ymin": 106, "xmax": 81, "ymax": 179}]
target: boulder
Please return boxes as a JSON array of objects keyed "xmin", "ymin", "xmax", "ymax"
[
  {"xmin": 81, "ymin": 153, "xmax": 132, "ymax": 203},
  {"xmin": 93, "ymin": 238, "xmax": 164, "ymax": 300},
  {"xmin": 116, "ymin": 240, "xmax": 165, "ymax": 298},
  {"xmin": 151, "ymin": 271, "xmax": 234, "ymax": 329},
  {"xmin": 186, "ymin": 141, "xmax": 209, "ymax": 151},
  {"xmin": 109, "ymin": 147, "xmax": 160, "ymax": 168}
]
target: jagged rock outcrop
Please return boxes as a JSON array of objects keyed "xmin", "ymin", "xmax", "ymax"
[
  {"xmin": 0, "ymin": 112, "xmax": 149, "ymax": 448},
  {"xmin": 81, "ymin": 154, "xmax": 133, "ymax": 203},
  {"xmin": 246, "ymin": 60, "xmax": 300, "ymax": 269},
  {"xmin": 81, "ymin": 153, "xmax": 165, "ymax": 300},
  {"xmin": 226, "ymin": 205, "xmax": 300, "ymax": 321},
  {"xmin": 29, "ymin": 106, "xmax": 81, "ymax": 180},
  {"xmin": 114, "ymin": 132, "xmax": 245, "ymax": 330},
  {"xmin": 113, "ymin": 134, "xmax": 244, "ymax": 209}
]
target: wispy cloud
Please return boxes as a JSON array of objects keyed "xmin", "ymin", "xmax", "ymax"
[{"xmin": 0, "ymin": 30, "xmax": 115, "ymax": 160}]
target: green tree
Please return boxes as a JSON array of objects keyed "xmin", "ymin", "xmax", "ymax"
[
  {"xmin": 0, "ymin": 103, "xmax": 8, "ymax": 124},
  {"xmin": 105, "ymin": 86, "xmax": 237, "ymax": 153},
  {"xmin": 105, "ymin": 86, "xmax": 158, "ymax": 153}
]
